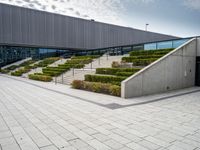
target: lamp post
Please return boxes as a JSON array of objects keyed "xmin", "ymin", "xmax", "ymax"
[{"xmin": 145, "ymin": 23, "xmax": 149, "ymax": 31}]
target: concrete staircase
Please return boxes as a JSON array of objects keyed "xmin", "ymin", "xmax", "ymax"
[
  {"xmin": 55, "ymin": 54, "xmax": 128, "ymax": 85},
  {"xmin": 22, "ymin": 58, "xmax": 68, "ymax": 78}
]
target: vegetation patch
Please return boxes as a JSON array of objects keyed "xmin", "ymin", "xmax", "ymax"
[
  {"xmin": 129, "ymin": 48, "xmax": 173, "ymax": 56},
  {"xmin": 35, "ymin": 57, "xmax": 60, "ymax": 67},
  {"xmin": 40, "ymin": 55, "xmax": 99, "ymax": 77},
  {"xmin": 71, "ymin": 80, "xmax": 121, "ymax": 97},
  {"xmin": 96, "ymin": 68, "xmax": 140, "ymax": 76},
  {"xmin": 11, "ymin": 68, "xmax": 31, "ymax": 76},
  {"xmin": 28, "ymin": 74, "xmax": 52, "ymax": 82},
  {"xmin": 85, "ymin": 74, "xmax": 126, "ymax": 85}
]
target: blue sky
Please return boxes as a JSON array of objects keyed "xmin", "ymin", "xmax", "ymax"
[
  {"xmin": 0, "ymin": 0, "xmax": 199, "ymax": 37},
  {"xmin": 120, "ymin": 0, "xmax": 200, "ymax": 37}
]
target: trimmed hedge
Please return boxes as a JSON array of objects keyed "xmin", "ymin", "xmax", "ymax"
[
  {"xmin": 129, "ymin": 48, "xmax": 173, "ymax": 56},
  {"xmin": 0, "ymin": 69, "xmax": 10, "ymax": 74},
  {"xmin": 11, "ymin": 68, "xmax": 31, "ymax": 76},
  {"xmin": 71, "ymin": 55, "xmax": 100, "ymax": 59},
  {"xmin": 71, "ymin": 80, "xmax": 121, "ymax": 96},
  {"xmin": 59, "ymin": 63, "xmax": 85, "ymax": 69},
  {"xmin": 40, "ymin": 56, "xmax": 96, "ymax": 77},
  {"xmin": 122, "ymin": 55, "xmax": 163, "ymax": 62},
  {"xmin": 28, "ymin": 74, "xmax": 52, "ymax": 82},
  {"xmin": 96, "ymin": 68, "xmax": 140, "ymax": 75},
  {"xmin": 42, "ymin": 66, "xmax": 70, "ymax": 76},
  {"xmin": 66, "ymin": 59, "xmax": 92, "ymax": 64},
  {"xmin": 85, "ymin": 74, "xmax": 126, "ymax": 85},
  {"xmin": 19, "ymin": 60, "xmax": 37, "ymax": 67},
  {"xmin": 132, "ymin": 58, "xmax": 158, "ymax": 66},
  {"xmin": 115, "ymin": 71, "xmax": 134, "ymax": 77},
  {"xmin": 36, "ymin": 57, "xmax": 60, "ymax": 67},
  {"xmin": 5, "ymin": 65, "xmax": 19, "ymax": 71}
]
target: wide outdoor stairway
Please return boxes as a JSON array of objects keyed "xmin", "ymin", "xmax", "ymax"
[
  {"xmin": 22, "ymin": 58, "xmax": 68, "ymax": 78},
  {"xmin": 55, "ymin": 54, "xmax": 128, "ymax": 85}
]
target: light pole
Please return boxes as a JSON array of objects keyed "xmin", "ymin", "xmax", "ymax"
[{"xmin": 145, "ymin": 23, "xmax": 149, "ymax": 31}]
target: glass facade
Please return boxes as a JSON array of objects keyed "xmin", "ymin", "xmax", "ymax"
[
  {"xmin": 0, "ymin": 46, "xmax": 67, "ymax": 67},
  {"xmin": 144, "ymin": 38, "xmax": 190, "ymax": 50},
  {"xmin": 0, "ymin": 38, "xmax": 191, "ymax": 67}
]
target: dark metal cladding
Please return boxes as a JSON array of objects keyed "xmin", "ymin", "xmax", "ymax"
[{"xmin": 0, "ymin": 3, "xmax": 177, "ymax": 50}]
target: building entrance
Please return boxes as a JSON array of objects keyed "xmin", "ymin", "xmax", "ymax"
[{"xmin": 196, "ymin": 57, "xmax": 200, "ymax": 86}]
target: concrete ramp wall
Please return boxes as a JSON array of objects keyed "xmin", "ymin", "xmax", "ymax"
[{"xmin": 122, "ymin": 38, "xmax": 197, "ymax": 98}]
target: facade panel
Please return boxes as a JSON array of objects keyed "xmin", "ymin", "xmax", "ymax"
[{"xmin": 0, "ymin": 3, "xmax": 177, "ymax": 50}]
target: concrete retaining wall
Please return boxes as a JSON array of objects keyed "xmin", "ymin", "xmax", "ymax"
[{"xmin": 122, "ymin": 38, "xmax": 197, "ymax": 98}]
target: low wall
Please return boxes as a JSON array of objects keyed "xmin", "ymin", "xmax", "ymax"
[{"xmin": 122, "ymin": 38, "xmax": 197, "ymax": 98}]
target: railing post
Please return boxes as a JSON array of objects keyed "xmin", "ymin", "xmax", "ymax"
[
  {"xmin": 72, "ymin": 68, "xmax": 74, "ymax": 76},
  {"xmin": 62, "ymin": 73, "xmax": 64, "ymax": 84},
  {"xmin": 107, "ymin": 52, "xmax": 108, "ymax": 60},
  {"xmin": 55, "ymin": 76, "xmax": 57, "ymax": 85},
  {"xmin": 98, "ymin": 57, "xmax": 100, "ymax": 65}
]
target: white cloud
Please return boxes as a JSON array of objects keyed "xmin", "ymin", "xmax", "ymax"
[
  {"xmin": 0, "ymin": 0, "xmax": 158, "ymax": 27},
  {"xmin": 183, "ymin": 0, "xmax": 200, "ymax": 11},
  {"xmin": 0, "ymin": 0, "xmax": 125, "ymax": 25}
]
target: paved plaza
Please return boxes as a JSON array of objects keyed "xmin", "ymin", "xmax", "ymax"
[{"xmin": 0, "ymin": 75, "xmax": 200, "ymax": 150}]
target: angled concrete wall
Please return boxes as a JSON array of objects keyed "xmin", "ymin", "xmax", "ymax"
[
  {"xmin": 121, "ymin": 38, "xmax": 197, "ymax": 98},
  {"xmin": 0, "ymin": 3, "xmax": 177, "ymax": 50}
]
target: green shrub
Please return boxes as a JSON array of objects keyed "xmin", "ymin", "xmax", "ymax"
[
  {"xmin": 71, "ymin": 80, "xmax": 121, "ymax": 96},
  {"xmin": 84, "ymin": 74, "xmax": 126, "ymax": 85},
  {"xmin": 5, "ymin": 65, "xmax": 19, "ymax": 71},
  {"xmin": 109, "ymin": 85, "xmax": 121, "ymax": 97},
  {"xmin": 19, "ymin": 60, "xmax": 37, "ymax": 67},
  {"xmin": 71, "ymin": 55, "xmax": 100, "ymax": 59},
  {"xmin": 132, "ymin": 58, "xmax": 158, "ymax": 66},
  {"xmin": 28, "ymin": 74, "xmax": 52, "ymax": 82},
  {"xmin": 11, "ymin": 71, "xmax": 22, "ymax": 76},
  {"xmin": 42, "ymin": 66, "xmax": 70, "ymax": 77},
  {"xmin": 24, "ymin": 65, "xmax": 37, "ymax": 70},
  {"xmin": 96, "ymin": 68, "xmax": 140, "ymax": 75},
  {"xmin": 71, "ymin": 80, "xmax": 84, "ymax": 89},
  {"xmin": 115, "ymin": 71, "xmax": 135, "ymax": 77},
  {"xmin": 0, "ymin": 69, "xmax": 10, "ymax": 74},
  {"xmin": 37, "ymin": 57, "xmax": 60, "ymax": 67},
  {"xmin": 66, "ymin": 59, "xmax": 92, "ymax": 64},
  {"xmin": 63, "ymin": 64, "xmax": 84, "ymax": 68},
  {"xmin": 11, "ymin": 68, "xmax": 31, "ymax": 76},
  {"xmin": 129, "ymin": 48, "xmax": 173, "ymax": 56},
  {"xmin": 58, "ymin": 64, "xmax": 71, "ymax": 69},
  {"xmin": 112, "ymin": 61, "xmax": 121, "ymax": 68},
  {"xmin": 122, "ymin": 55, "xmax": 163, "ymax": 62}
]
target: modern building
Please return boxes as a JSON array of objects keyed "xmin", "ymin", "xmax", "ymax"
[
  {"xmin": 0, "ymin": 3, "xmax": 178, "ymax": 67},
  {"xmin": 0, "ymin": 3, "xmax": 200, "ymax": 98}
]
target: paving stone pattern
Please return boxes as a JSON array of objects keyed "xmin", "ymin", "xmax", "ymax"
[{"xmin": 0, "ymin": 75, "xmax": 200, "ymax": 150}]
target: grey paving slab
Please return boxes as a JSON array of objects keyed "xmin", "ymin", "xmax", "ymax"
[{"xmin": 1, "ymin": 75, "xmax": 200, "ymax": 150}]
